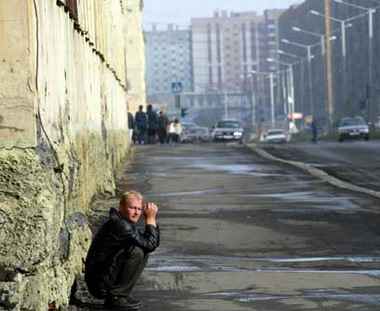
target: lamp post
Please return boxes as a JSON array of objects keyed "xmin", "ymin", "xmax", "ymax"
[
  {"xmin": 281, "ymin": 39, "xmax": 314, "ymax": 117},
  {"xmin": 268, "ymin": 58, "xmax": 296, "ymax": 121},
  {"xmin": 310, "ymin": 10, "xmax": 349, "ymax": 57},
  {"xmin": 242, "ymin": 73, "xmax": 256, "ymax": 129},
  {"xmin": 333, "ymin": 0, "xmax": 377, "ymax": 122},
  {"xmin": 252, "ymin": 70, "xmax": 276, "ymax": 127},
  {"xmin": 278, "ymin": 50, "xmax": 307, "ymax": 117},
  {"xmin": 293, "ymin": 26, "xmax": 327, "ymax": 55},
  {"xmin": 291, "ymin": 28, "xmax": 337, "ymax": 120},
  {"xmin": 310, "ymin": 10, "xmax": 353, "ymax": 119},
  {"xmin": 292, "ymin": 27, "xmax": 337, "ymax": 55}
]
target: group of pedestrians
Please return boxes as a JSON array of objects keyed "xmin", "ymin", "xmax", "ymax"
[{"xmin": 129, "ymin": 105, "xmax": 182, "ymax": 145}]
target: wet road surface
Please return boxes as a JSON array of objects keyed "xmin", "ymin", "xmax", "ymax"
[
  {"xmin": 75, "ymin": 143, "xmax": 380, "ymax": 310},
  {"xmin": 261, "ymin": 141, "xmax": 380, "ymax": 192}
]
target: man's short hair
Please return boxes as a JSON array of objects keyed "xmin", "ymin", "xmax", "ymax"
[{"xmin": 120, "ymin": 191, "xmax": 143, "ymax": 206}]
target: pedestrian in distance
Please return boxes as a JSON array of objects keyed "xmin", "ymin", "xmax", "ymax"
[
  {"xmin": 127, "ymin": 111, "xmax": 135, "ymax": 144},
  {"xmin": 158, "ymin": 110, "xmax": 169, "ymax": 144},
  {"xmin": 311, "ymin": 118, "xmax": 318, "ymax": 144},
  {"xmin": 146, "ymin": 104, "xmax": 159, "ymax": 144},
  {"xmin": 167, "ymin": 120, "xmax": 175, "ymax": 144},
  {"xmin": 168, "ymin": 118, "xmax": 182, "ymax": 144},
  {"xmin": 85, "ymin": 191, "xmax": 160, "ymax": 310},
  {"xmin": 135, "ymin": 105, "xmax": 147, "ymax": 145}
]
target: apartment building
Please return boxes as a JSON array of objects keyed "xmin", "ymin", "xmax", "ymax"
[
  {"xmin": 191, "ymin": 9, "xmax": 284, "ymax": 123},
  {"xmin": 145, "ymin": 24, "xmax": 193, "ymax": 99},
  {"xmin": 192, "ymin": 10, "xmax": 282, "ymax": 89}
]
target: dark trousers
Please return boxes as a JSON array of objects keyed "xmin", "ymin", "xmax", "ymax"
[
  {"xmin": 86, "ymin": 247, "xmax": 148, "ymax": 299},
  {"xmin": 137, "ymin": 128, "xmax": 146, "ymax": 144},
  {"xmin": 169, "ymin": 133, "xmax": 180, "ymax": 144},
  {"xmin": 147, "ymin": 129, "xmax": 156, "ymax": 144},
  {"xmin": 312, "ymin": 130, "xmax": 318, "ymax": 143},
  {"xmin": 158, "ymin": 128, "xmax": 167, "ymax": 144}
]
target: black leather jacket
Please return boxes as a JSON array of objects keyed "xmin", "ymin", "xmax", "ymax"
[{"xmin": 85, "ymin": 208, "xmax": 160, "ymax": 275}]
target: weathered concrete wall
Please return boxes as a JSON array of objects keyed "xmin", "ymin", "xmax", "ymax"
[
  {"xmin": 125, "ymin": 0, "xmax": 147, "ymax": 113},
  {"xmin": 0, "ymin": 0, "xmax": 37, "ymax": 147},
  {"xmin": 0, "ymin": 0, "xmax": 143, "ymax": 309}
]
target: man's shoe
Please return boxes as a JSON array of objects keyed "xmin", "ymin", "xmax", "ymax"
[
  {"xmin": 126, "ymin": 296, "xmax": 141, "ymax": 307},
  {"xmin": 104, "ymin": 296, "xmax": 141, "ymax": 310}
]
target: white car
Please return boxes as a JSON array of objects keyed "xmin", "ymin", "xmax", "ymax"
[
  {"xmin": 211, "ymin": 120, "xmax": 244, "ymax": 142},
  {"xmin": 375, "ymin": 116, "xmax": 380, "ymax": 129},
  {"xmin": 182, "ymin": 127, "xmax": 210, "ymax": 143},
  {"xmin": 262, "ymin": 129, "xmax": 289, "ymax": 144},
  {"xmin": 338, "ymin": 117, "xmax": 369, "ymax": 142}
]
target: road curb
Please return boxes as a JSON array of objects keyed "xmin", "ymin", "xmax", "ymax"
[{"xmin": 248, "ymin": 144, "xmax": 380, "ymax": 200}]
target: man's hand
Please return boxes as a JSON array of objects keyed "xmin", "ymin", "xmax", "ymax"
[{"xmin": 144, "ymin": 202, "xmax": 158, "ymax": 227}]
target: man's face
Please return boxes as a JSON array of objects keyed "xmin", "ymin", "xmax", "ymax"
[{"xmin": 120, "ymin": 196, "xmax": 143, "ymax": 223}]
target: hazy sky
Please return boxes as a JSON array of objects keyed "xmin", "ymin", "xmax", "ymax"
[{"xmin": 143, "ymin": 0, "xmax": 299, "ymax": 27}]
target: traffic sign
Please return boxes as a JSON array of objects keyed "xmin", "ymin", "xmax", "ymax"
[{"xmin": 171, "ymin": 82, "xmax": 183, "ymax": 94}]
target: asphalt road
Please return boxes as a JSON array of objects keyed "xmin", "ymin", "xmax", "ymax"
[
  {"xmin": 71, "ymin": 143, "xmax": 380, "ymax": 311},
  {"xmin": 261, "ymin": 141, "xmax": 380, "ymax": 192}
]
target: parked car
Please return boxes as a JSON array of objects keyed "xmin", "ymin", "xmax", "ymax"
[
  {"xmin": 375, "ymin": 116, "xmax": 380, "ymax": 129},
  {"xmin": 337, "ymin": 116, "xmax": 369, "ymax": 142},
  {"xmin": 262, "ymin": 129, "xmax": 289, "ymax": 144},
  {"xmin": 181, "ymin": 121, "xmax": 198, "ymax": 131},
  {"xmin": 182, "ymin": 127, "xmax": 210, "ymax": 143},
  {"xmin": 211, "ymin": 120, "xmax": 244, "ymax": 142}
]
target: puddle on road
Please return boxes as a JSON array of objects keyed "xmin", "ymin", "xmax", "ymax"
[
  {"xmin": 189, "ymin": 163, "xmax": 285, "ymax": 177},
  {"xmin": 207, "ymin": 291, "xmax": 287, "ymax": 302},
  {"xmin": 256, "ymin": 268, "xmax": 380, "ymax": 278},
  {"xmin": 266, "ymin": 256, "xmax": 380, "ymax": 263},
  {"xmin": 152, "ymin": 156, "xmax": 206, "ymax": 162},
  {"xmin": 153, "ymin": 188, "xmax": 224, "ymax": 197},
  {"xmin": 206, "ymin": 289, "xmax": 380, "ymax": 305},
  {"xmin": 147, "ymin": 254, "xmax": 380, "ymax": 274},
  {"xmin": 150, "ymin": 265, "xmax": 202, "ymax": 272},
  {"xmin": 242, "ymin": 191, "xmax": 356, "ymax": 207}
]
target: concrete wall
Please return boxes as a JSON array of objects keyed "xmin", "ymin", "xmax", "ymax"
[
  {"xmin": 0, "ymin": 0, "xmax": 145, "ymax": 309},
  {"xmin": 0, "ymin": 1, "xmax": 37, "ymax": 147},
  {"xmin": 125, "ymin": 0, "xmax": 147, "ymax": 113}
]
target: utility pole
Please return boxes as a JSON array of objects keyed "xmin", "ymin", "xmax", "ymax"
[
  {"xmin": 224, "ymin": 91, "xmax": 228, "ymax": 119},
  {"xmin": 368, "ymin": 8, "xmax": 375, "ymax": 124},
  {"xmin": 324, "ymin": 0, "xmax": 334, "ymax": 129},
  {"xmin": 269, "ymin": 73, "xmax": 275, "ymax": 128}
]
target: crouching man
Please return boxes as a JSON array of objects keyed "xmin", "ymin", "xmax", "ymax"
[{"xmin": 85, "ymin": 191, "xmax": 160, "ymax": 310}]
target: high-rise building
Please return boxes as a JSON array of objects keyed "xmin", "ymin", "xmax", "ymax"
[
  {"xmin": 191, "ymin": 10, "xmax": 284, "ymax": 91},
  {"xmin": 191, "ymin": 9, "xmax": 284, "ymax": 124},
  {"xmin": 192, "ymin": 10, "xmax": 259, "ymax": 92},
  {"xmin": 145, "ymin": 24, "xmax": 193, "ymax": 111}
]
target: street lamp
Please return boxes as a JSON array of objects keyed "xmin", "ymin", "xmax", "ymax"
[
  {"xmin": 268, "ymin": 58, "xmax": 296, "ymax": 121},
  {"xmin": 241, "ymin": 73, "xmax": 256, "ymax": 129},
  {"xmin": 292, "ymin": 26, "xmax": 337, "ymax": 55},
  {"xmin": 310, "ymin": 10, "xmax": 356, "ymax": 119},
  {"xmin": 278, "ymin": 50, "xmax": 306, "ymax": 117},
  {"xmin": 278, "ymin": 49, "xmax": 306, "ymax": 60},
  {"xmin": 333, "ymin": 0, "xmax": 377, "ymax": 122},
  {"xmin": 310, "ymin": 10, "xmax": 350, "ymax": 57},
  {"xmin": 291, "ymin": 28, "xmax": 337, "ymax": 120},
  {"xmin": 251, "ymin": 70, "xmax": 276, "ymax": 127},
  {"xmin": 281, "ymin": 38, "xmax": 315, "ymax": 117}
]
